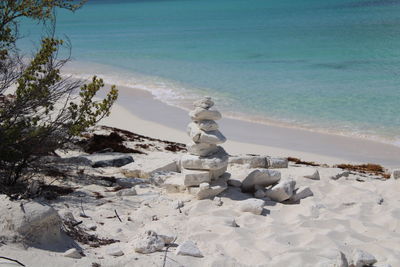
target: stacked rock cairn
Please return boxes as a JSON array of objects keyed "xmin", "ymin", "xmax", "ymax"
[{"xmin": 179, "ymin": 97, "xmax": 229, "ymax": 198}]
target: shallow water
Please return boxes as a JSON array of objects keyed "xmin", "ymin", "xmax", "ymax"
[{"xmin": 18, "ymin": 0, "xmax": 400, "ymax": 144}]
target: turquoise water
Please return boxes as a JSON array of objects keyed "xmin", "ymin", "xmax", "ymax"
[{"xmin": 19, "ymin": 0, "xmax": 400, "ymax": 144}]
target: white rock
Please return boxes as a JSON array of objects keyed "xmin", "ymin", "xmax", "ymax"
[
  {"xmin": 188, "ymin": 122, "xmax": 226, "ymax": 144},
  {"xmin": 106, "ymin": 245, "xmax": 124, "ymax": 257},
  {"xmin": 238, "ymin": 198, "xmax": 265, "ymax": 215},
  {"xmin": 193, "ymin": 96, "xmax": 214, "ymax": 109},
  {"xmin": 195, "ymin": 120, "xmax": 219, "ymax": 131},
  {"xmin": 229, "ymin": 155, "xmax": 267, "ymax": 168},
  {"xmin": 297, "ymin": 167, "xmax": 320, "ymax": 180},
  {"xmin": 188, "ymin": 177, "xmax": 227, "ymax": 200},
  {"xmin": 187, "ymin": 142, "xmax": 218, "ymax": 157},
  {"xmin": 116, "ymin": 187, "xmax": 137, "ymax": 196},
  {"xmin": 391, "ymin": 169, "xmax": 400, "ymax": 179},
  {"xmin": 289, "ymin": 186, "xmax": 313, "ymax": 202},
  {"xmin": 241, "ymin": 169, "xmax": 281, "ymax": 192},
  {"xmin": 190, "ymin": 107, "xmax": 222, "ymax": 121},
  {"xmin": 121, "ymin": 152, "xmax": 179, "ymax": 178},
  {"xmin": 209, "ymin": 165, "xmax": 227, "ymax": 179},
  {"xmin": 351, "ymin": 249, "xmax": 377, "ymax": 267},
  {"xmin": 134, "ymin": 231, "xmax": 165, "ymax": 254},
  {"xmin": 182, "ymin": 169, "xmax": 211, "ymax": 186},
  {"xmin": 181, "ymin": 148, "xmax": 229, "ymax": 171},
  {"xmin": 163, "ymin": 175, "xmax": 187, "ymax": 193},
  {"xmin": 0, "ymin": 198, "xmax": 62, "ymax": 245},
  {"xmin": 63, "ymin": 248, "xmax": 82, "ymax": 259},
  {"xmin": 176, "ymin": 241, "xmax": 203, "ymax": 257},
  {"xmin": 265, "ymin": 177, "xmax": 296, "ymax": 202},
  {"xmin": 254, "ymin": 189, "xmax": 266, "ymax": 199},
  {"xmin": 267, "ymin": 157, "xmax": 288, "ymax": 168},
  {"xmin": 330, "ymin": 171, "xmax": 350, "ymax": 180}
]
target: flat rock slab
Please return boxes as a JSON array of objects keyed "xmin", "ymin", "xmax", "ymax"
[
  {"xmin": 176, "ymin": 241, "xmax": 203, "ymax": 257},
  {"xmin": 187, "ymin": 142, "xmax": 218, "ymax": 157},
  {"xmin": 241, "ymin": 169, "xmax": 281, "ymax": 192},
  {"xmin": 190, "ymin": 107, "xmax": 222, "ymax": 121},
  {"xmin": 163, "ymin": 175, "xmax": 187, "ymax": 193},
  {"xmin": 182, "ymin": 169, "xmax": 211, "ymax": 186},
  {"xmin": 78, "ymin": 153, "xmax": 134, "ymax": 168},
  {"xmin": 267, "ymin": 157, "xmax": 289, "ymax": 169},
  {"xmin": 229, "ymin": 155, "xmax": 267, "ymax": 168},
  {"xmin": 121, "ymin": 152, "xmax": 179, "ymax": 178},
  {"xmin": 181, "ymin": 148, "xmax": 229, "ymax": 171}
]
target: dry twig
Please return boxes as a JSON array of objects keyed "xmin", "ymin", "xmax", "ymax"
[{"xmin": 0, "ymin": 256, "xmax": 25, "ymax": 267}]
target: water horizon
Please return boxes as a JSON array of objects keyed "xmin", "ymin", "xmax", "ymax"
[{"xmin": 18, "ymin": 0, "xmax": 400, "ymax": 147}]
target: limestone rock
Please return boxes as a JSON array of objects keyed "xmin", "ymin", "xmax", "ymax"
[
  {"xmin": 241, "ymin": 169, "xmax": 281, "ymax": 192},
  {"xmin": 330, "ymin": 171, "xmax": 350, "ymax": 180},
  {"xmin": 351, "ymin": 249, "xmax": 377, "ymax": 267},
  {"xmin": 134, "ymin": 231, "xmax": 165, "ymax": 254},
  {"xmin": 188, "ymin": 122, "xmax": 226, "ymax": 144},
  {"xmin": 195, "ymin": 120, "xmax": 219, "ymax": 131},
  {"xmin": 181, "ymin": 148, "xmax": 229, "ymax": 171},
  {"xmin": 289, "ymin": 186, "xmax": 313, "ymax": 202},
  {"xmin": 238, "ymin": 198, "xmax": 265, "ymax": 215},
  {"xmin": 78, "ymin": 153, "xmax": 134, "ymax": 168},
  {"xmin": 121, "ymin": 156, "xmax": 178, "ymax": 179},
  {"xmin": 187, "ymin": 142, "xmax": 218, "ymax": 157},
  {"xmin": 209, "ymin": 165, "xmax": 227, "ymax": 179},
  {"xmin": 106, "ymin": 245, "xmax": 124, "ymax": 257},
  {"xmin": 229, "ymin": 155, "xmax": 267, "ymax": 168},
  {"xmin": 176, "ymin": 241, "xmax": 203, "ymax": 258},
  {"xmin": 297, "ymin": 167, "xmax": 320, "ymax": 180},
  {"xmin": 189, "ymin": 107, "xmax": 222, "ymax": 121},
  {"xmin": 63, "ymin": 248, "xmax": 82, "ymax": 259},
  {"xmin": 182, "ymin": 169, "xmax": 211, "ymax": 186},
  {"xmin": 188, "ymin": 177, "xmax": 228, "ymax": 200},
  {"xmin": 0, "ymin": 198, "xmax": 62, "ymax": 245},
  {"xmin": 267, "ymin": 157, "xmax": 288, "ymax": 169},
  {"xmin": 265, "ymin": 177, "xmax": 296, "ymax": 202},
  {"xmin": 193, "ymin": 96, "xmax": 214, "ymax": 109},
  {"xmin": 163, "ymin": 175, "xmax": 187, "ymax": 193},
  {"xmin": 391, "ymin": 169, "xmax": 400, "ymax": 179}
]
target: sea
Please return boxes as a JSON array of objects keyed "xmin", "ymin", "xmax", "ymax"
[{"xmin": 18, "ymin": 0, "xmax": 400, "ymax": 145}]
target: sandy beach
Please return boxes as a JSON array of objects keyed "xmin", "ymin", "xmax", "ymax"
[{"xmin": 100, "ymin": 84, "xmax": 400, "ymax": 169}]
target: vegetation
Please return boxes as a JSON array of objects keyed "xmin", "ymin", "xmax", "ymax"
[{"xmin": 0, "ymin": 0, "xmax": 118, "ymax": 187}]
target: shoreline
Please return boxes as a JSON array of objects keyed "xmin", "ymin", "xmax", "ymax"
[{"xmin": 99, "ymin": 84, "xmax": 400, "ymax": 168}]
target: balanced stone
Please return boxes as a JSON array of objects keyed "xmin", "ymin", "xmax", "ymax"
[
  {"xmin": 187, "ymin": 142, "xmax": 218, "ymax": 157},
  {"xmin": 181, "ymin": 147, "xmax": 229, "ymax": 171},
  {"xmin": 182, "ymin": 169, "xmax": 211, "ymax": 186},
  {"xmin": 193, "ymin": 96, "xmax": 214, "ymax": 109},
  {"xmin": 190, "ymin": 107, "xmax": 222, "ymax": 121},
  {"xmin": 195, "ymin": 120, "xmax": 219, "ymax": 131},
  {"xmin": 188, "ymin": 122, "xmax": 226, "ymax": 144}
]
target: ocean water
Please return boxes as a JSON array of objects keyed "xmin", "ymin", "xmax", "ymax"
[{"xmin": 19, "ymin": 0, "xmax": 400, "ymax": 144}]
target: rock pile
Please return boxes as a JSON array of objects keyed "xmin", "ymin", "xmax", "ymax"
[{"xmin": 165, "ymin": 97, "xmax": 229, "ymax": 199}]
